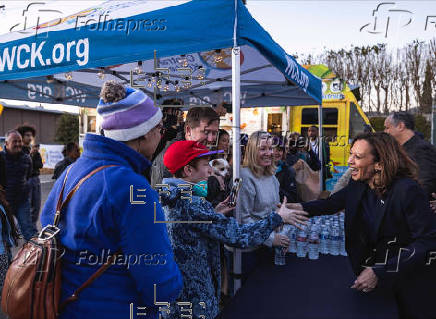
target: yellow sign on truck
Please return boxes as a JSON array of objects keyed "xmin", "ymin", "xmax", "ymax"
[{"xmin": 289, "ymin": 65, "xmax": 372, "ymax": 171}]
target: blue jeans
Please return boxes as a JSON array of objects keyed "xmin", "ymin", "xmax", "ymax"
[
  {"xmin": 10, "ymin": 199, "xmax": 37, "ymax": 240},
  {"xmin": 29, "ymin": 176, "xmax": 41, "ymax": 225}
]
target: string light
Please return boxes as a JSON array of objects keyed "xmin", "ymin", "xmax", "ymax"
[
  {"xmin": 214, "ymin": 55, "xmax": 223, "ymax": 63},
  {"xmin": 156, "ymin": 79, "xmax": 162, "ymax": 89},
  {"xmin": 174, "ymin": 81, "xmax": 180, "ymax": 92},
  {"xmin": 179, "ymin": 55, "xmax": 188, "ymax": 67},
  {"xmin": 97, "ymin": 69, "xmax": 105, "ymax": 80},
  {"xmin": 134, "ymin": 61, "xmax": 143, "ymax": 74},
  {"xmin": 46, "ymin": 75, "xmax": 54, "ymax": 83},
  {"xmin": 214, "ymin": 49, "xmax": 223, "ymax": 63},
  {"xmin": 64, "ymin": 72, "xmax": 73, "ymax": 80}
]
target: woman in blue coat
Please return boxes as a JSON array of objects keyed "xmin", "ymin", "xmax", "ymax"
[
  {"xmin": 41, "ymin": 81, "xmax": 183, "ymax": 319},
  {"xmin": 289, "ymin": 132, "xmax": 436, "ymax": 319}
]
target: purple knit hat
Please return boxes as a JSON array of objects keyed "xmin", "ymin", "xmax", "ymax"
[{"xmin": 97, "ymin": 87, "xmax": 162, "ymax": 141}]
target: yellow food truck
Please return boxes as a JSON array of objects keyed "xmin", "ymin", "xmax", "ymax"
[{"xmin": 288, "ymin": 65, "xmax": 372, "ymax": 172}]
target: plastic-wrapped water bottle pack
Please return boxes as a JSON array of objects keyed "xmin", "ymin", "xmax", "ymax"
[{"xmin": 279, "ymin": 212, "xmax": 347, "ymax": 261}]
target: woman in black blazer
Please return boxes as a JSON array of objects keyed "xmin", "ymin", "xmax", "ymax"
[{"xmin": 289, "ymin": 132, "xmax": 436, "ymax": 319}]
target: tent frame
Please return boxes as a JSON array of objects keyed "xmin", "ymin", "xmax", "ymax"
[{"xmin": 230, "ymin": 47, "xmax": 325, "ymax": 294}]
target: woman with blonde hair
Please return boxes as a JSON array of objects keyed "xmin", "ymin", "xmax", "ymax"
[{"xmin": 236, "ymin": 131, "xmax": 289, "ymax": 282}]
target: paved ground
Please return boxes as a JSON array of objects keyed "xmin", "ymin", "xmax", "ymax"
[{"xmin": 37, "ymin": 174, "xmax": 56, "ymax": 230}]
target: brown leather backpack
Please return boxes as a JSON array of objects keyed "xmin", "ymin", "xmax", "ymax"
[{"xmin": 1, "ymin": 165, "xmax": 120, "ymax": 319}]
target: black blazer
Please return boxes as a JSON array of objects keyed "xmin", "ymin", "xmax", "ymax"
[{"xmin": 302, "ymin": 177, "xmax": 436, "ymax": 284}]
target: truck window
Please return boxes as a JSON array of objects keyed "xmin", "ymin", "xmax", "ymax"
[
  {"xmin": 301, "ymin": 108, "xmax": 338, "ymax": 138},
  {"xmin": 301, "ymin": 108, "xmax": 338, "ymax": 125},
  {"xmin": 349, "ymin": 102, "xmax": 367, "ymax": 138}
]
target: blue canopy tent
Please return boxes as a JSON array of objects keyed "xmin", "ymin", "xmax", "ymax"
[
  {"xmin": 0, "ymin": 0, "xmax": 321, "ymax": 106},
  {"xmin": 0, "ymin": 0, "xmax": 322, "ymax": 294}
]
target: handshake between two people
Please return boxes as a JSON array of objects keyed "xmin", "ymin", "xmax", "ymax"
[
  {"xmin": 214, "ymin": 195, "xmax": 310, "ymax": 249},
  {"xmin": 273, "ymin": 199, "xmax": 308, "ymax": 248},
  {"xmin": 214, "ymin": 196, "xmax": 310, "ymax": 229}
]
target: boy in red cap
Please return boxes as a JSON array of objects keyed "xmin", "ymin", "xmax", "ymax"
[{"xmin": 159, "ymin": 140, "xmax": 309, "ymax": 319}]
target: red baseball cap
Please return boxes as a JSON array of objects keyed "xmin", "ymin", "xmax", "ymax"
[{"xmin": 164, "ymin": 140, "xmax": 223, "ymax": 174}]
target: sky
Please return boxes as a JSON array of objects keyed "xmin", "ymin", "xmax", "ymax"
[
  {"xmin": 0, "ymin": 0, "xmax": 435, "ymax": 109},
  {"xmin": 248, "ymin": 1, "xmax": 436, "ymax": 56},
  {"xmin": 1, "ymin": 0, "xmax": 435, "ymax": 54}
]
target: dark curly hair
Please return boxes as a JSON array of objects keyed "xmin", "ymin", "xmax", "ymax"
[
  {"xmin": 16, "ymin": 124, "xmax": 36, "ymax": 138},
  {"xmin": 351, "ymin": 132, "xmax": 418, "ymax": 195}
]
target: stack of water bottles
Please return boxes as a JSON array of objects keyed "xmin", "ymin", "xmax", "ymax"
[{"xmin": 275, "ymin": 212, "xmax": 347, "ymax": 265}]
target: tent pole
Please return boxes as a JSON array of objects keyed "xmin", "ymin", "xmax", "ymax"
[
  {"xmin": 285, "ymin": 106, "xmax": 290, "ymax": 134},
  {"xmin": 318, "ymin": 104, "xmax": 324, "ymax": 192},
  {"xmin": 432, "ymin": 96, "xmax": 436, "ymax": 146},
  {"xmin": 232, "ymin": 46, "xmax": 242, "ymax": 294}
]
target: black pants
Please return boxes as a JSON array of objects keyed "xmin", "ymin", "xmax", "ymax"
[
  {"xmin": 394, "ymin": 268, "xmax": 436, "ymax": 319},
  {"xmin": 225, "ymin": 247, "xmax": 273, "ymax": 297}
]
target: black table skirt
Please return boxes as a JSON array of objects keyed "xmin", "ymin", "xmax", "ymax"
[{"xmin": 218, "ymin": 254, "xmax": 398, "ymax": 319}]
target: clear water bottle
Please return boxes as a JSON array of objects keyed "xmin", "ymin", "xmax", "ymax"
[
  {"xmin": 319, "ymin": 224, "xmax": 330, "ymax": 254},
  {"xmin": 296, "ymin": 227, "xmax": 308, "ymax": 258},
  {"xmin": 274, "ymin": 247, "xmax": 286, "ymax": 265},
  {"xmin": 287, "ymin": 225, "xmax": 297, "ymax": 254},
  {"xmin": 308, "ymin": 227, "xmax": 320, "ymax": 260},
  {"xmin": 330, "ymin": 224, "xmax": 340, "ymax": 256},
  {"xmin": 274, "ymin": 226, "xmax": 287, "ymax": 265}
]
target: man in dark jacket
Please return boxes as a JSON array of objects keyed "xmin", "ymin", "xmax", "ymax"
[
  {"xmin": 285, "ymin": 135, "xmax": 321, "ymax": 171},
  {"xmin": 1, "ymin": 130, "xmax": 37, "ymax": 240},
  {"xmin": 384, "ymin": 112, "xmax": 436, "ymax": 198},
  {"xmin": 273, "ymin": 140, "xmax": 301, "ymax": 202},
  {"xmin": 150, "ymin": 106, "xmax": 220, "ymax": 188},
  {"xmin": 52, "ymin": 142, "xmax": 80, "ymax": 180},
  {"xmin": 307, "ymin": 126, "xmax": 332, "ymax": 188},
  {"xmin": 17, "ymin": 125, "xmax": 43, "ymax": 225}
]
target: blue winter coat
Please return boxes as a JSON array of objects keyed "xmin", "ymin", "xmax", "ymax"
[
  {"xmin": 160, "ymin": 177, "xmax": 283, "ymax": 319},
  {"xmin": 41, "ymin": 133, "xmax": 183, "ymax": 319}
]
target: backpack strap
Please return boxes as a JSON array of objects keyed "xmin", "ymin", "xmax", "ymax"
[
  {"xmin": 53, "ymin": 165, "xmax": 117, "ymax": 226},
  {"xmin": 58, "ymin": 249, "xmax": 121, "ymax": 313},
  {"xmin": 50, "ymin": 164, "xmax": 122, "ymax": 313}
]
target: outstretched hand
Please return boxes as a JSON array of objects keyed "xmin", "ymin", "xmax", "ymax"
[{"xmin": 276, "ymin": 197, "xmax": 309, "ymax": 230}]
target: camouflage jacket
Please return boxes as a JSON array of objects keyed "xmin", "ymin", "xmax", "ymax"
[{"xmin": 160, "ymin": 177, "xmax": 283, "ymax": 319}]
